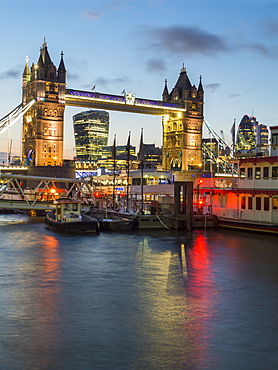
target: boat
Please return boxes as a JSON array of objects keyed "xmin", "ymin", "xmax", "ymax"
[
  {"xmin": 84, "ymin": 208, "xmax": 134, "ymax": 231},
  {"xmin": 194, "ymin": 127, "xmax": 278, "ymax": 234},
  {"xmin": 45, "ymin": 198, "xmax": 100, "ymax": 234}
]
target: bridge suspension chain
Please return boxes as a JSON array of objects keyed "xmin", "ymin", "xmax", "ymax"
[
  {"xmin": 0, "ymin": 99, "xmax": 36, "ymax": 135},
  {"xmin": 203, "ymin": 119, "xmax": 234, "ymax": 158},
  {"xmin": 202, "ymin": 143, "xmax": 237, "ymax": 174}
]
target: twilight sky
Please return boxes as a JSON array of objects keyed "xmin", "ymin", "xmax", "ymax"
[{"xmin": 0, "ymin": 0, "xmax": 277, "ymax": 160}]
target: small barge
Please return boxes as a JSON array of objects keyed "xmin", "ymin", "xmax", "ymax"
[{"xmin": 45, "ymin": 198, "xmax": 99, "ymax": 234}]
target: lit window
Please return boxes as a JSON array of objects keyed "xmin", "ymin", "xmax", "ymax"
[
  {"xmin": 255, "ymin": 167, "xmax": 261, "ymax": 179},
  {"xmin": 272, "ymin": 167, "xmax": 278, "ymax": 178}
]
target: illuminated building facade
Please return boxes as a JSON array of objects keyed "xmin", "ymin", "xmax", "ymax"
[
  {"xmin": 162, "ymin": 66, "xmax": 204, "ymax": 172},
  {"xmin": 235, "ymin": 115, "xmax": 269, "ymax": 156},
  {"xmin": 98, "ymin": 145, "xmax": 137, "ymax": 170},
  {"xmin": 136, "ymin": 144, "xmax": 162, "ymax": 169},
  {"xmin": 73, "ymin": 110, "xmax": 109, "ymax": 164},
  {"xmin": 22, "ymin": 41, "xmax": 66, "ymax": 166},
  {"xmin": 101, "ymin": 145, "xmax": 135, "ymax": 159}
]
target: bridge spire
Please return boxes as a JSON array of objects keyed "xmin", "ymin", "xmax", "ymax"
[
  {"xmin": 198, "ymin": 75, "xmax": 204, "ymax": 93},
  {"xmin": 162, "ymin": 78, "xmax": 169, "ymax": 102},
  {"xmin": 22, "ymin": 56, "xmax": 31, "ymax": 87},
  {"xmin": 58, "ymin": 51, "xmax": 66, "ymax": 83}
]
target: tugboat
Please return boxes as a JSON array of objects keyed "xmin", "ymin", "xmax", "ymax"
[{"xmin": 45, "ymin": 198, "xmax": 100, "ymax": 234}]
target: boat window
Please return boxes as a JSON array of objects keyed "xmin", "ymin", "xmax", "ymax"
[
  {"xmin": 264, "ymin": 197, "xmax": 270, "ymax": 211},
  {"xmin": 247, "ymin": 168, "xmax": 253, "ymax": 178},
  {"xmin": 263, "ymin": 167, "xmax": 269, "ymax": 178},
  {"xmin": 240, "ymin": 168, "xmax": 245, "ymax": 178},
  {"xmin": 256, "ymin": 197, "xmax": 261, "ymax": 210},
  {"xmin": 255, "ymin": 167, "xmax": 261, "ymax": 179},
  {"xmin": 272, "ymin": 197, "xmax": 278, "ymax": 210},
  {"xmin": 241, "ymin": 196, "xmax": 246, "ymax": 209},
  {"xmin": 272, "ymin": 167, "xmax": 278, "ymax": 178},
  {"xmin": 248, "ymin": 197, "xmax": 253, "ymax": 210},
  {"xmin": 272, "ymin": 133, "xmax": 278, "ymax": 145}
]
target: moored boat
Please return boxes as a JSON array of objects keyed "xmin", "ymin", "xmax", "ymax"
[
  {"xmin": 45, "ymin": 198, "xmax": 100, "ymax": 234},
  {"xmin": 84, "ymin": 208, "xmax": 134, "ymax": 231}
]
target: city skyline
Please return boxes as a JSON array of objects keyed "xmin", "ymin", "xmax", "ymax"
[{"xmin": 0, "ymin": 0, "xmax": 277, "ymax": 160}]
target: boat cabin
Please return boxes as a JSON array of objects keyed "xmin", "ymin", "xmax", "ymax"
[{"xmin": 54, "ymin": 199, "xmax": 83, "ymax": 222}]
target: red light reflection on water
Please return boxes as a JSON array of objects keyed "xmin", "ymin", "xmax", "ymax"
[
  {"xmin": 183, "ymin": 233, "xmax": 218, "ymax": 367},
  {"xmin": 188, "ymin": 233, "xmax": 214, "ymax": 288}
]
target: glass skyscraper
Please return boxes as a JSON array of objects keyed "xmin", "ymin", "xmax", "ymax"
[
  {"xmin": 73, "ymin": 110, "xmax": 109, "ymax": 164},
  {"xmin": 235, "ymin": 115, "xmax": 269, "ymax": 156},
  {"xmin": 235, "ymin": 115, "xmax": 256, "ymax": 152}
]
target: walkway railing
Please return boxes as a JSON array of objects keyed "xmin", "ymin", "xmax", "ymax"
[{"xmin": 0, "ymin": 174, "xmax": 95, "ymax": 211}]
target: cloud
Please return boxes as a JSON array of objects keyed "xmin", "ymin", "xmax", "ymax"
[
  {"xmin": 146, "ymin": 25, "xmax": 228, "ymax": 56},
  {"xmin": 205, "ymin": 83, "xmax": 220, "ymax": 93},
  {"xmin": 264, "ymin": 21, "xmax": 278, "ymax": 35},
  {"xmin": 81, "ymin": 10, "xmax": 101, "ymax": 21},
  {"xmin": 0, "ymin": 67, "xmax": 21, "ymax": 80},
  {"xmin": 145, "ymin": 58, "xmax": 166, "ymax": 73},
  {"xmin": 243, "ymin": 43, "xmax": 276, "ymax": 57},
  {"xmin": 143, "ymin": 25, "xmax": 277, "ymax": 58},
  {"xmin": 104, "ymin": 0, "xmax": 130, "ymax": 11},
  {"xmin": 67, "ymin": 72, "xmax": 80, "ymax": 81},
  {"xmin": 228, "ymin": 93, "xmax": 240, "ymax": 98},
  {"xmin": 82, "ymin": 75, "xmax": 130, "ymax": 90}
]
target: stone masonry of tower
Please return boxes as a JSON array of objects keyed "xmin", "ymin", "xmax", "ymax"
[
  {"xmin": 22, "ymin": 41, "xmax": 66, "ymax": 167},
  {"xmin": 162, "ymin": 67, "xmax": 204, "ymax": 173}
]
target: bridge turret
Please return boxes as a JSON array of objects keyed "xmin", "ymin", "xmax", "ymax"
[
  {"xmin": 162, "ymin": 66, "xmax": 204, "ymax": 174},
  {"xmin": 22, "ymin": 41, "xmax": 66, "ymax": 167}
]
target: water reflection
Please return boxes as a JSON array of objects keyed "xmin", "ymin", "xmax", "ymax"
[
  {"xmin": 1, "ymin": 227, "xmax": 63, "ymax": 369},
  {"xmin": 184, "ymin": 233, "xmax": 219, "ymax": 368},
  {"xmin": 1, "ymin": 219, "xmax": 278, "ymax": 369}
]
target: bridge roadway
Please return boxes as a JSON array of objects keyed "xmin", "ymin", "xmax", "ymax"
[
  {"xmin": 0, "ymin": 199, "xmax": 55, "ymax": 211},
  {"xmin": 0, "ymin": 173, "xmax": 93, "ymax": 211},
  {"xmin": 65, "ymin": 89, "xmax": 186, "ymax": 115}
]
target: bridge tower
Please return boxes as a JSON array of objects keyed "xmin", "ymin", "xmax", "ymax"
[
  {"xmin": 162, "ymin": 67, "xmax": 204, "ymax": 173},
  {"xmin": 22, "ymin": 41, "xmax": 66, "ymax": 166}
]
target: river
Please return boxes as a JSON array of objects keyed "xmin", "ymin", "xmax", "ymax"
[{"xmin": 0, "ymin": 214, "xmax": 278, "ymax": 370}]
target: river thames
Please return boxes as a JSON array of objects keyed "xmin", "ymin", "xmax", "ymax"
[{"xmin": 0, "ymin": 214, "xmax": 278, "ymax": 370}]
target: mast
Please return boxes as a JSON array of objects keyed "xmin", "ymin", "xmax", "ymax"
[
  {"xmin": 138, "ymin": 128, "xmax": 144, "ymax": 212},
  {"xmin": 112, "ymin": 134, "xmax": 116, "ymax": 210},
  {"xmin": 126, "ymin": 131, "xmax": 131, "ymax": 213}
]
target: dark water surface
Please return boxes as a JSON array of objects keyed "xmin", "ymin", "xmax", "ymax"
[{"xmin": 0, "ymin": 214, "xmax": 278, "ymax": 370}]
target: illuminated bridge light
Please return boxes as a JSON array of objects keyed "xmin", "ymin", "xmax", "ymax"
[{"xmin": 65, "ymin": 89, "xmax": 186, "ymax": 114}]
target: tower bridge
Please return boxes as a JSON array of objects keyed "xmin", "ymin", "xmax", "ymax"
[
  {"xmin": 0, "ymin": 41, "xmax": 232, "ymax": 175},
  {"xmin": 65, "ymin": 89, "xmax": 185, "ymax": 115}
]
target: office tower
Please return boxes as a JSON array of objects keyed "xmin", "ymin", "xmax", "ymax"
[
  {"xmin": 235, "ymin": 115, "xmax": 256, "ymax": 152},
  {"xmin": 73, "ymin": 110, "xmax": 109, "ymax": 164},
  {"xmin": 235, "ymin": 115, "xmax": 269, "ymax": 155}
]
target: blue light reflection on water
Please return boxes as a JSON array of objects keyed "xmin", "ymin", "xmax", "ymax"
[{"xmin": 0, "ymin": 215, "xmax": 278, "ymax": 369}]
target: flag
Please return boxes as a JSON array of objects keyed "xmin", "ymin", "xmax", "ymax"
[
  {"xmin": 230, "ymin": 119, "xmax": 236, "ymax": 146},
  {"xmin": 138, "ymin": 128, "xmax": 144, "ymax": 161},
  {"xmin": 112, "ymin": 134, "xmax": 116, "ymax": 159}
]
